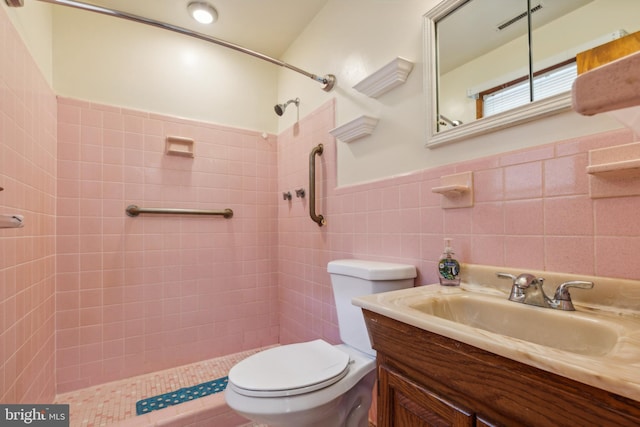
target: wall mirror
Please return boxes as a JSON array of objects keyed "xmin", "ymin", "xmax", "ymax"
[{"xmin": 424, "ymin": 0, "xmax": 640, "ymax": 147}]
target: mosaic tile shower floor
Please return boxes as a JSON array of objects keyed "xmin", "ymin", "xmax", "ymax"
[{"xmin": 54, "ymin": 348, "xmax": 271, "ymax": 427}]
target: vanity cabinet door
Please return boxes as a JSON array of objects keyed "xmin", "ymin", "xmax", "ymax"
[{"xmin": 379, "ymin": 365, "xmax": 475, "ymax": 427}]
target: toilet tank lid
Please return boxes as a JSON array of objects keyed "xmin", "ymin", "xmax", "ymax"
[{"xmin": 327, "ymin": 259, "xmax": 417, "ymax": 280}]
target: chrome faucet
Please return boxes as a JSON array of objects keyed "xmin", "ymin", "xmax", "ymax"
[{"xmin": 496, "ymin": 272, "xmax": 594, "ymax": 311}]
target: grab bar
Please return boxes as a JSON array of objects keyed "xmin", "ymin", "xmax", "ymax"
[
  {"xmin": 126, "ymin": 205, "xmax": 233, "ymax": 218},
  {"xmin": 309, "ymin": 144, "xmax": 326, "ymax": 226}
]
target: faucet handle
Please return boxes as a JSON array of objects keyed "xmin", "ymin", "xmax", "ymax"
[
  {"xmin": 553, "ymin": 280, "xmax": 594, "ymax": 301},
  {"xmin": 496, "ymin": 272, "xmax": 545, "ymax": 288},
  {"xmin": 496, "ymin": 272, "xmax": 516, "ymax": 281},
  {"xmin": 497, "ymin": 272, "xmax": 520, "ymax": 297},
  {"xmin": 514, "ymin": 273, "xmax": 544, "ymax": 289},
  {"xmin": 498, "ymin": 272, "xmax": 546, "ymax": 304}
]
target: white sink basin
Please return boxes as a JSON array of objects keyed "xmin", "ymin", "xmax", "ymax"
[{"xmin": 409, "ymin": 293, "xmax": 619, "ymax": 356}]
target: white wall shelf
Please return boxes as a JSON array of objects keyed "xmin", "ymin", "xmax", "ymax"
[
  {"xmin": 329, "ymin": 115, "xmax": 379, "ymax": 143},
  {"xmin": 353, "ymin": 57, "xmax": 414, "ymax": 98}
]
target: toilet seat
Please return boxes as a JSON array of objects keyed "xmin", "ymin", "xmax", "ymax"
[{"xmin": 228, "ymin": 340, "xmax": 351, "ymax": 398}]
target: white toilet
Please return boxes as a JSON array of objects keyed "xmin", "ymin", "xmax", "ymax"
[{"xmin": 225, "ymin": 259, "xmax": 416, "ymax": 427}]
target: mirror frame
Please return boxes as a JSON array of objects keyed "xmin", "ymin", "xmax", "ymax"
[{"xmin": 424, "ymin": 0, "xmax": 572, "ymax": 148}]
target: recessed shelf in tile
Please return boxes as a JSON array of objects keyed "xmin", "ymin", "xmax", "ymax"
[{"xmin": 165, "ymin": 136, "xmax": 195, "ymax": 157}]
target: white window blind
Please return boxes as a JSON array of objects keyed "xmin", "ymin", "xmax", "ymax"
[{"xmin": 483, "ymin": 62, "xmax": 577, "ymax": 117}]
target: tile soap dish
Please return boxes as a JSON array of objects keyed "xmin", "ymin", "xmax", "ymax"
[
  {"xmin": 587, "ymin": 141, "xmax": 640, "ymax": 198},
  {"xmin": 165, "ymin": 136, "xmax": 195, "ymax": 157},
  {"xmin": 432, "ymin": 171, "xmax": 473, "ymax": 209}
]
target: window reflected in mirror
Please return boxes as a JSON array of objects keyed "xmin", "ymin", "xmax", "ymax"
[{"xmin": 426, "ymin": 0, "xmax": 640, "ymax": 146}]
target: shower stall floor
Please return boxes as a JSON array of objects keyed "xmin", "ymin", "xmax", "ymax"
[{"xmin": 54, "ymin": 347, "xmax": 273, "ymax": 427}]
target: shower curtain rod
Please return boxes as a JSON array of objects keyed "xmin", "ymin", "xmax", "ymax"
[{"xmin": 22, "ymin": 0, "xmax": 336, "ymax": 91}]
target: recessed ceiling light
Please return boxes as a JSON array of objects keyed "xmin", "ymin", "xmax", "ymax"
[{"xmin": 187, "ymin": 2, "xmax": 218, "ymax": 25}]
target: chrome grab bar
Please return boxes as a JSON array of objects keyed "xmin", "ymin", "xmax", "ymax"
[
  {"xmin": 126, "ymin": 205, "xmax": 233, "ymax": 218},
  {"xmin": 309, "ymin": 144, "xmax": 325, "ymax": 227}
]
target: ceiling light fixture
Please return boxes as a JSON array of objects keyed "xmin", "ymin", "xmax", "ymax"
[{"xmin": 187, "ymin": 2, "xmax": 218, "ymax": 25}]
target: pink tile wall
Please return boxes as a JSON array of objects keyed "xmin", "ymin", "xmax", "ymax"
[
  {"xmin": 55, "ymin": 98, "xmax": 279, "ymax": 392},
  {"xmin": 277, "ymin": 100, "xmax": 341, "ymax": 345},
  {"xmin": 277, "ymin": 100, "xmax": 638, "ymax": 346},
  {"xmin": 0, "ymin": 7, "xmax": 58, "ymax": 403}
]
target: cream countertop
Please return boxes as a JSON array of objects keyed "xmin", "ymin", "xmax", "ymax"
[{"xmin": 352, "ymin": 264, "xmax": 640, "ymax": 402}]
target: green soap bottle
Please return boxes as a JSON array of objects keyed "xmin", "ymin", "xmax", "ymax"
[{"xmin": 438, "ymin": 238, "xmax": 460, "ymax": 286}]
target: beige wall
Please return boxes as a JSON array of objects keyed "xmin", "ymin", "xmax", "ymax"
[{"xmin": 51, "ymin": 7, "xmax": 279, "ymax": 134}]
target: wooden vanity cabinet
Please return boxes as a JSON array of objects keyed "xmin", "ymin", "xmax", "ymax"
[
  {"xmin": 363, "ymin": 309, "xmax": 640, "ymax": 427},
  {"xmin": 379, "ymin": 364, "xmax": 477, "ymax": 426}
]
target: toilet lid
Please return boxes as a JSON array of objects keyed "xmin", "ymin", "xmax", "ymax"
[{"xmin": 228, "ymin": 340, "xmax": 351, "ymax": 397}]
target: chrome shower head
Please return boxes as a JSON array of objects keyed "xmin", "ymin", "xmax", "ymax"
[{"xmin": 274, "ymin": 98, "xmax": 299, "ymax": 116}]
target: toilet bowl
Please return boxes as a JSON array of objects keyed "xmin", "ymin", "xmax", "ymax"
[
  {"xmin": 225, "ymin": 259, "xmax": 416, "ymax": 427},
  {"xmin": 225, "ymin": 341, "xmax": 376, "ymax": 427}
]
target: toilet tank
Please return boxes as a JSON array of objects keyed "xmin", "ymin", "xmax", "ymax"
[{"xmin": 327, "ymin": 259, "xmax": 416, "ymax": 356}]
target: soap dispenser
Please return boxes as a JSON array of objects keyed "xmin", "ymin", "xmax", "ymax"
[{"xmin": 438, "ymin": 238, "xmax": 460, "ymax": 286}]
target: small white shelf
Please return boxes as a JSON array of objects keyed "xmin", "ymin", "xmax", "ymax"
[
  {"xmin": 353, "ymin": 57, "xmax": 414, "ymax": 98},
  {"xmin": 329, "ymin": 115, "xmax": 379, "ymax": 143},
  {"xmin": 432, "ymin": 172, "xmax": 474, "ymax": 209}
]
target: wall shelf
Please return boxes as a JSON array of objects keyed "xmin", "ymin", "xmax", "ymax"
[
  {"xmin": 329, "ymin": 115, "xmax": 379, "ymax": 143},
  {"xmin": 432, "ymin": 184, "xmax": 469, "ymax": 195},
  {"xmin": 432, "ymin": 172, "xmax": 473, "ymax": 209},
  {"xmin": 353, "ymin": 57, "xmax": 414, "ymax": 98},
  {"xmin": 588, "ymin": 142, "xmax": 640, "ymax": 198},
  {"xmin": 587, "ymin": 158, "xmax": 640, "ymax": 177}
]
